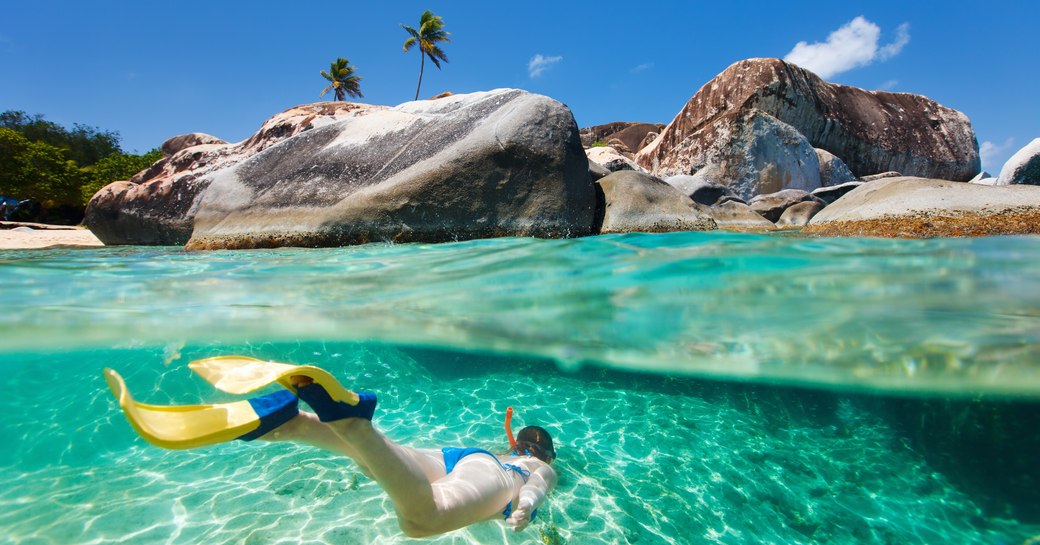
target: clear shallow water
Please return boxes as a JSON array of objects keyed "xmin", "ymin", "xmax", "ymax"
[{"xmin": 1, "ymin": 232, "xmax": 1039, "ymax": 544}]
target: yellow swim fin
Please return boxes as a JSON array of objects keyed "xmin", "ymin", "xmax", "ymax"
[
  {"xmin": 188, "ymin": 355, "xmax": 360, "ymax": 406},
  {"xmin": 103, "ymin": 368, "xmax": 298, "ymax": 449}
]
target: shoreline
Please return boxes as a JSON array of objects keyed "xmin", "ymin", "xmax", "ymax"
[{"xmin": 0, "ymin": 222, "xmax": 104, "ymax": 249}]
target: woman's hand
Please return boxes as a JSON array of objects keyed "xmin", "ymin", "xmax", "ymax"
[{"xmin": 505, "ymin": 500, "xmax": 534, "ymax": 532}]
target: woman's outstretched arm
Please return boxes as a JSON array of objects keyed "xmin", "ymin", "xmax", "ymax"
[{"xmin": 506, "ymin": 464, "xmax": 558, "ymax": 532}]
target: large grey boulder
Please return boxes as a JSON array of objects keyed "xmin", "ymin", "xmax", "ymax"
[
  {"xmin": 996, "ymin": 138, "xmax": 1040, "ymax": 186},
  {"xmin": 637, "ymin": 58, "xmax": 980, "ymax": 182},
  {"xmin": 671, "ymin": 110, "xmax": 822, "ymax": 200},
  {"xmin": 85, "ymin": 102, "xmax": 380, "ymax": 245},
  {"xmin": 595, "ymin": 171, "xmax": 716, "ymax": 234},
  {"xmin": 663, "ymin": 175, "xmax": 736, "ymax": 205},
  {"xmin": 178, "ymin": 90, "xmax": 595, "ymax": 249},
  {"xmin": 805, "ymin": 177, "xmax": 1040, "ymax": 237},
  {"xmin": 815, "ymin": 148, "xmax": 856, "ymax": 186}
]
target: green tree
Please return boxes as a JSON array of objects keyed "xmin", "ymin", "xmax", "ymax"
[
  {"xmin": 0, "ymin": 110, "xmax": 121, "ymax": 166},
  {"xmin": 319, "ymin": 58, "xmax": 364, "ymax": 101},
  {"xmin": 81, "ymin": 148, "xmax": 162, "ymax": 202},
  {"xmin": 0, "ymin": 127, "xmax": 85, "ymax": 208},
  {"xmin": 401, "ymin": 10, "xmax": 451, "ymax": 100}
]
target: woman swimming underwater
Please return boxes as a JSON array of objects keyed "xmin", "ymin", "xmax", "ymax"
[{"xmin": 104, "ymin": 356, "xmax": 558, "ymax": 538}]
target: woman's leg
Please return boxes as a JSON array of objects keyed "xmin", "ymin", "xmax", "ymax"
[
  {"xmin": 256, "ymin": 411, "xmax": 446, "ymax": 482},
  {"xmin": 326, "ymin": 418, "xmax": 519, "ymax": 537}
]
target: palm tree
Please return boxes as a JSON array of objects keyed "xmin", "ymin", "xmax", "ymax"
[
  {"xmin": 401, "ymin": 10, "xmax": 451, "ymax": 100},
  {"xmin": 320, "ymin": 58, "xmax": 364, "ymax": 101}
]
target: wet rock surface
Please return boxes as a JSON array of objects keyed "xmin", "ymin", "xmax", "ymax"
[{"xmin": 996, "ymin": 138, "xmax": 1040, "ymax": 186}]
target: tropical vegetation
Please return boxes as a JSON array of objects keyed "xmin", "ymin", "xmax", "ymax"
[
  {"xmin": 0, "ymin": 111, "xmax": 159, "ymax": 223},
  {"xmin": 401, "ymin": 10, "xmax": 451, "ymax": 100},
  {"xmin": 320, "ymin": 58, "xmax": 364, "ymax": 101}
]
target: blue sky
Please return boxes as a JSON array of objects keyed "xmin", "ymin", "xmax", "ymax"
[{"xmin": 2, "ymin": 1, "xmax": 1036, "ymax": 174}]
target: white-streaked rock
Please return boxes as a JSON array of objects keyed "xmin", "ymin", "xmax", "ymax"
[
  {"xmin": 996, "ymin": 138, "xmax": 1040, "ymax": 186},
  {"xmin": 86, "ymin": 102, "xmax": 383, "ymax": 245},
  {"xmin": 187, "ymin": 89, "xmax": 595, "ymax": 249}
]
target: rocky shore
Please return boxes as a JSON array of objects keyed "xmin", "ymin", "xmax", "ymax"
[{"xmin": 83, "ymin": 58, "xmax": 1040, "ymax": 249}]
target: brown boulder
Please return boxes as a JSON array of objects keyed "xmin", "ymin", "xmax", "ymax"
[
  {"xmin": 580, "ymin": 122, "xmax": 666, "ymax": 153},
  {"xmin": 160, "ymin": 133, "xmax": 227, "ymax": 158},
  {"xmin": 637, "ymin": 58, "xmax": 980, "ymax": 182}
]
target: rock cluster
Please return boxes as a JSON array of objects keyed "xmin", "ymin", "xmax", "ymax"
[{"xmin": 84, "ymin": 58, "xmax": 1039, "ymax": 247}]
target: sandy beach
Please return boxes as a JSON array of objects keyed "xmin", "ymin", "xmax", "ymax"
[{"xmin": 0, "ymin": 222, "xmax": 104, "ymax": 249}]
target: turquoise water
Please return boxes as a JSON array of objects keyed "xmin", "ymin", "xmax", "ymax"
[{"xmin": 1, "ymin": 232, "xmax": 1039, "ymax": 544}]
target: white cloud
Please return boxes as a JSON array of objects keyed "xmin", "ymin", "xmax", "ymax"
[
  {"xmin": 879, "ymin": 23, "xmax": 910, "ymax": 60},
  {"xmin": 631, "ymin": 62, "xmax": 654, "ymax": 74},
  {"xmin": 528, "ymin": 54, "xmax": 562, "ymax": 78},
  {"xmin": 980, "ymin": 137, "xmax": 1015, "ymax": 173},
  {"xmin": 877, "ymin": 80, "xmax": 899, "ymax": 91},
  {"xmin": 784, "ymin": 17, "xmax": 910, "ymax": 79}
]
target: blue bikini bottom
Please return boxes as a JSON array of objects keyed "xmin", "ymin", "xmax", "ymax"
[{"xmin": 440, "ymin": 447, "xmax": 538, "ymax": 520}]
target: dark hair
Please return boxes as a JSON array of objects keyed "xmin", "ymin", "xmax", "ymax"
[{"xmin": 514, "ymin": 426, "xmax": 556, "ymax": 463}]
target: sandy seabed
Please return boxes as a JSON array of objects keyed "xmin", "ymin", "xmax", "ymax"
[{"xmin": 0, "ymin": 222, "xmax": 104, "ymax": 249}]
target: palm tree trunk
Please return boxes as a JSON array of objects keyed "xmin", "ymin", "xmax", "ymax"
[{"xmin": 414, "ymin": 53, "xmax": 425, "ymax": 101}]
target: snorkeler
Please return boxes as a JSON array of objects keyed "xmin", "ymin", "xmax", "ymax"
[{"xmin": 104, "ymin": 356, "xmax": 558, "ymax": 538}]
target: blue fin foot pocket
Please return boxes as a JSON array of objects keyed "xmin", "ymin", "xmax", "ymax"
[
  {"xmin": 238, "ymin": 390, "xmax": 300, "ymax": 441},
  {"xmin": 296, "ymin": 383, "xmax": 377, "ymax": 422}
]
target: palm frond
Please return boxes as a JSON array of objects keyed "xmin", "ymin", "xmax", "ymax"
[{"xmin": 319, "ymin": 57, "xmax": 362, "ymax": 101}]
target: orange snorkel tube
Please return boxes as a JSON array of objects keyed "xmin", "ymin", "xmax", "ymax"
[{"xmin": 505, "ymin": 406, "xmax": 518, "ymax": 452}]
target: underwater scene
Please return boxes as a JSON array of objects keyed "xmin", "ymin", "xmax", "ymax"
[{"xmin": 1, "ymin": 231, "xmax": 1039, "ymax": 544}]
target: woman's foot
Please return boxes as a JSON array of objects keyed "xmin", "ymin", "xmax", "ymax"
[{"xmin": 291, "ymin": 375, "xmax": 377, "ymax": 422}]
